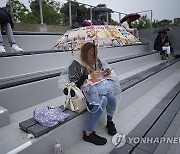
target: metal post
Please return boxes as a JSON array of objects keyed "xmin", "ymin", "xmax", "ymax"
[
  {"xmin": 69, "ymin": 0, "xmax": 72, "ymax": 27},
  {"xmin": 39, "ymin": 0, "xmax": 44, "ymax": 24},
  {"xmin": 150, "ymin": 10, "xmax": 153, "ymax": 28},
  {"xmin": 9, "ymin": 0, "xmax": 13, "ymax": 19},
  {"xmin": 119, "ymin": 13, "xmax": 121, "ymax": 25},
  {"xmin": 90, "ymin": 7, "xmax": 92, "ymax": 22},
  {"xmin": 106, "ymin": 12, "xmax": 109, "ymax": 24}
]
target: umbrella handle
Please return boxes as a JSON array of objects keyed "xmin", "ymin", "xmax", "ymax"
[{"xmin": 93, "ymin": 40, "xmax": 96, "ymax": 70}]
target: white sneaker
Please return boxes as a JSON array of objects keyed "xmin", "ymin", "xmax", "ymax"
[
  {"xmin": 11, "ymin": 44, "xmax": 23, "ymax": 52},
  {"xmin": 0, "ymin": 45, "xmax": 6, "ymax": 53}
]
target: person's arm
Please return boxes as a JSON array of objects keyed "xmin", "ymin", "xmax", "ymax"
[
  {"xmin": 122, "ymin": 21, "xmax": 134, "ymax": 33},
  {"xmin": 68, "ymin": 60, "xmax": 88, "ymax": 88},
  {"xmin": 75, "ymin": 73, "xmax": 88, "ymax": 88},
  {"xmin": 163, "ymin": 36, "xmax": 171, "ymax": 46}
]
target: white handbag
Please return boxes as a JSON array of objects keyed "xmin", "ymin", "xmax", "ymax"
[{"xmin": 64, "ymin": 82, "xmax": 87, "ymax": 113}]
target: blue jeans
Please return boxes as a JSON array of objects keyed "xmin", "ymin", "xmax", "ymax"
[{"xmin": 87, "ymin": 92, "xmax": 116, "ymax": 131}]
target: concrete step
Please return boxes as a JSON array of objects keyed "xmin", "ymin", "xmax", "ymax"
[
  {"xmin": 0, "ymin": 76, "xmax": 62, "ymax": 114},
  {"xmin": 1, "ymin": 59, "xmax": 179, "ymax": 154},
  {"xmin": 2, "ymin": 31, "xmax": 62, "ymax": 52},
  {"xmin": 0, "ymin": 95, "xmax": 65, "ymax": 154},
  {"xmin": 112, "ymin": 51, "xmax": 161, "ymax": 76},
  {"xmin": 0, "ymin": 44, "xmax": 149, "ymax": 80},
  {"xmin": 64, "ymin": 64, "xmax": 180, "ymax": 154},
  {"xmin": 0, "ymin": 106, "xmax": 10, "ymax": 128},
  {"xmin": 0, "ymin": 51, "xmax": 158, "ymax": 114},
  {"xmin": 153, "ymin": 105, "xmax": 180, "ymax": 154},
  {"xmin": 166, "ymin": 120, "xmax": 180, "ymax": 154}
]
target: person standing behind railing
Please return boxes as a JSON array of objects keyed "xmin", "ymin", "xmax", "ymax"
[
  {"xmin": 100, "ymin": 16, "xmax": 107, "ymax": 25},
  {"xmin": 92, "ymin": 12, "xmax": 102, "ymax": 25},
  {"xmin": 0, "ymin": 7, "xmax": 23, "ymax": 53}
]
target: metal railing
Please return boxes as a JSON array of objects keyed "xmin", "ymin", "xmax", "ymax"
[
  {"xmin": 8, "ymin": 0, "xmax": 153, "ymax": 28},
  {"xmin": 65, "ymin": 0, "xmax": 153, "ymax": 27},
  {"xmin": 136, "ymin": 10, "xmax": 153, "ymax": 28}
]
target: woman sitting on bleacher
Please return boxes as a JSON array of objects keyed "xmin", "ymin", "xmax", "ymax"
[
  {"xmin": 154, "ymin": 31, "xmax": 174, "ymax": 60},
  {"xmin": 65, "ymin": 42, "xmax": 121, "ymax": 145}
]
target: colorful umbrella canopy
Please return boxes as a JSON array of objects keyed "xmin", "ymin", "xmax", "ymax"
[
  {"xmin": 120, "ymin": 13, "xmax": 140, "ymax": 23},
  {"xmin": 153, "ymin": 27, "xmax": 172, "ymax": 33},
  {"xmin": 52, "ymin": 25, "xmax": 141, "ymax": 51}
]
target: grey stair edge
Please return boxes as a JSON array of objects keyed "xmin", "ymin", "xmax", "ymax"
[
  {"xmin": 27, "ymin": 109, "xmax": 86, "ymax": 137},
  {"xmin": 19, "ymin": 105, "xmax": 86, "ymax": 137},
  {"xmin": 2, "ymin": 31, "xmax": 64, "ymax": 35},
  {"xmin": 0, "ymin": 51, "xmax": 158, "ymax": 90},
  {"xmin": 131, "ymin": 147, "xmax": 151, "ymax": 154},
  {"xmin": 153, "ymin": 103, "xmax": 180, "ymax": 154},
  {"xmin": 0, "ymin": 68, "xmax": 63, "ymax": 90},
  {"xmin": 166, "ymin": 92, "xmax": 180, "ymax": 112},
  {"xmin": 108, "ymin": 50, "xmax": 158, "ymax": 64},
  {"xmin": 127, "ymin": 108, "xmax": 162, "ymax": 144},
  {"xmin": 109, "ymin": 81, "xmax": 180, "ymax": 154},
  {"xmin": 120, "ymin": 58, "xmax": 180, "ymax": 91},
  {"xmin": 110, "ymin": 143, "xmax": 134, "ymax": 154},
  {"xmin": 104, "ymin": 42, "xmax": 149, "ymax": 49},
  {"xmin": 126, "ymin": 82, "xmax": 180, "ymax": 144},
  {"xmin": 155, "ymin": 82, "xmax": 180, "ymax": 110},
  {"xmin": 0, "ymin": 43, "xmax": 149, "ymax": 58},
  {"xmin": 0, "ymin": 106, "xmax": 10, "ymax": 128},
  {"xmin": 0, "ymin": 49, "xmax": 65, "ymax": 58},
  {"xmin": 19, "ymin": 105, "xmax": 66, "ymax": 132},
  {"xmin": 137, "ymin": 110, "xmax": 177, "ymax": 153}
]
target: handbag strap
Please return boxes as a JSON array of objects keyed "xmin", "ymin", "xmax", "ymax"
[{"xmin": 65, "ymin": 83, "xmax": 77, "ymax": 111}]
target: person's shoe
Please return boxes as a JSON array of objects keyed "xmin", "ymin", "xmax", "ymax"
[
  {"xmin": 11, "ymin": 44, "xmax": 23, "ymax": 52},
  {"xmin": 161, "ymin": 54, "xmax": 167, "ymax": 60},
  {"xmin": 171, "ymin": 51, "xmax": 175, "ymax": 57},
  {"xmin": 0, "ymin": 45, "xmax": 6, "ymax": 53},
  {"xmin": 83, "ymin": 131, "xmax": 107, "ymax": 145},
  {"xmin": 106, "ymin": 121, "xmax": 117, "ymax": 136}
]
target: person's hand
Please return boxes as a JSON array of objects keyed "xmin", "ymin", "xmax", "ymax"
[
  {"xmin": 165, "ymin": 42, "xmax": 169, "ymax": 46},
  {"xmin": 103, "ymin": 68, "xmax": 112, "ymax": 77},
  {"xmin": 90, "ymin": 70, "xmax": 101, "ymax": 83}
]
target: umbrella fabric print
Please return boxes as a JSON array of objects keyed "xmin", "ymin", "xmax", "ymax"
[{"xmin": 52, "ymin": 25, "xmax": 141, "ymax": 51}]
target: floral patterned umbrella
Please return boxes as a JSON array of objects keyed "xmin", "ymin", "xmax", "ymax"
[{"xmin": 52, "ymin": 25, "xmax": 141, "ymax": 51}]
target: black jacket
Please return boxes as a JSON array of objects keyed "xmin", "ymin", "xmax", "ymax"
[
  {"xmin": 68, "ymin": 60, "xmax": 103, "ymax": 88},
  {"xmin": 0, "ymin": 8, "xmax": 14, "ymax": 29},
  {"xmin": 154, "ymin": 34, "xmax": 163, "ymax": 52}
]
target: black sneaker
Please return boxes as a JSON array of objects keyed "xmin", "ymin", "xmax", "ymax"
[
  {"xmin": 106, "ymin": 121, "xmax": 117, "ymax": 136},
  {"xmin": 83, "ymin": 131, "xmax": 107, "ymax": 145}
]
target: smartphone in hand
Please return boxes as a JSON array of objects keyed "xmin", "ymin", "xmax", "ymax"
[{"xmin": 103, "ymin": 68, "xmax": 112, "ymax": 76}]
